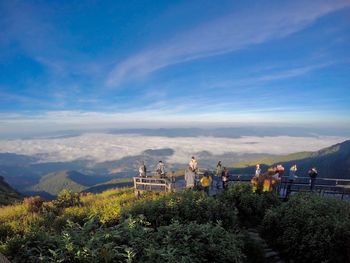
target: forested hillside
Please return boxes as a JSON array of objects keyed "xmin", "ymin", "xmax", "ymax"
[
  {"xmin": 233, "ymin": 140, "xmax": 350, "ymax": 178},
  {"xmin": 0, "ymin": 176, "xmax": 21, "ymax": 206}
]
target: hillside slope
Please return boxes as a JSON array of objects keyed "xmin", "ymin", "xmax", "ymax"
[
  {"xmin": 232, "ymin": 140, "xmax": 350, "ymax": 178},
  {"xmin": 0, "ymin": 176, "xmax": 21, "ymax": 206},
  {"xmin": 30, "ymin": 171, "xmax": 113, "ymax": 196}
]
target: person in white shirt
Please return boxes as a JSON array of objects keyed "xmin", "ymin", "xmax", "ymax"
[
  {"xmin": 185, "ymin": 166, "xmax": 196, "ymax": 189},
  {"xmin": 156, "ymin": 160, "xmax": 166, "ymax": 178},
  {"xmin": 189, "ymin": 156, "xmax": 198, "ymax": 173},
  {"xmin": 138, "ymin": 161, "xmax": 146, "ymax": 177}
]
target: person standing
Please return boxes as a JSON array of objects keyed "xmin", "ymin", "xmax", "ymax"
[
  {"xmin": 255, "ymin": 164, "xmax": 261, "ymax": 177},
  {"xmin": 189, "ymin": 156, "xmax": 198, "ymax": 173},
  {"xmin": 221, "ymin": 167, "xmax": 230, "ymax": 190},
  {"xmin": 308, "ymin": 167, "xmax": 318, "ymax": 191},
  {"xmin": 184, "ymin": 166, "xmax": 196, "ymax": 190},
  {"xmin": 276, "ymin": 164, "xmax": 285, "ymax": 179},
  {"xmin": 200, "ymin": 171, "xmax": 212, "ymax": 195},
  {"xmin": 215, "ymin": 161, "xmax": 223, "ymax": 189},
  {"xmin": 138, "ymin": 161, "xmax": 147, "ymax": 178},
  {"xmin": 286, "ymin": 164, "xmax": 298, "ymax": 198},
  {"xmin": 156, "ymin": 160, "xmax": 166, "ymax": 178}
]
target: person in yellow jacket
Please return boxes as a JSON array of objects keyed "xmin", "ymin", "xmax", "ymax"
[{"xmin": 200, "ymin": 172, "xmax": 212, "ymax": 195}]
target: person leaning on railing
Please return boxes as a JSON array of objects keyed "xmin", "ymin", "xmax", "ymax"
[
  {"xmin": 156, "ymin": 160, "xmax": 166, "ymax": 178},
  {"xmin": 308, "ymin": 167, "xmax": 318, "ymax": 191},
  {"xmin": 286, "ymin": 164, "xmax": 298, "ymax": 198}
]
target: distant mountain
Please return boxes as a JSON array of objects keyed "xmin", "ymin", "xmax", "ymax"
[
  {"xmin": 82, "ymin": 178, "xmax": 133, "ymax": 193},
  {"xmin": 0, "ymin": 153, "xmax": 38, "ymax": 166},
  {"xmin": 0, "ymin": 176, "xmax": 21, "ymax": 206},
  {"xmin": 232, "ymin": 140, "xmax": 350, "ymax": 179},
  {"xmin": 108, "ymin": 127, "xmax": 350, "ymax": 138},
  {"xmin": 30, "ymin": 171, "xmax": 113, "ymax": 196}
]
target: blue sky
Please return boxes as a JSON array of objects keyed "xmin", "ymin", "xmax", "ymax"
[{"xmin": 1, "ymin": 0, "xmax": 350, "ymax": 134}]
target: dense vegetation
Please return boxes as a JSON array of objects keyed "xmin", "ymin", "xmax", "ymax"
[
  {"xmin": 262, "ymin": 193, "xmax": 350, "ymax": 263},
  {"xmin": 0, "ymin": 176, "xmax": 22, "ymax": 206},
  {"xmin": 0, "ymin": 184, "xmax": 349, "ymax": 262}
]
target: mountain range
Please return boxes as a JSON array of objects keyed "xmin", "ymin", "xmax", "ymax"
[
  {"xmin": 232, "ymin": 140, "xmax": 350, "ymax": 179},
  {"xmin": 0, "ymin": 140, "xmax": 349, "ymax": 200}
]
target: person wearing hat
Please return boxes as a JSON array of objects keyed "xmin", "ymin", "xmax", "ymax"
[{"xmin": 286, "ymin": 164, "xmax": 298, "ymax": 198}]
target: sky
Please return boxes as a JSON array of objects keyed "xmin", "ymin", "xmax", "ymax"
[{"xmin": 1, "ymin": 0, "xmax": 350, "ymax": 136}]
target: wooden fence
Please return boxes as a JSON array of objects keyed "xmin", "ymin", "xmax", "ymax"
[{"xmin": 133, "ymin": 177, "xmax": 174, "ymax": 196}]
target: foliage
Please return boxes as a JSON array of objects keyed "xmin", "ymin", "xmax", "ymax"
[
  {"xmin": 145, "ymin": 221, "xmax": 244, "ymax": 263},
  {"xmin": 54, "ymin": 189, "xmax": 82, "ymax": 209},
  {"xmin": 0, "ymin": 176, "xmax": 22, "ymax": 206},
  {"xmin": 121, "ymin": 190, "xmax": 238, "ymax": 228},
  {"xmin": 0, "ymin": 203, "xmax": 44, "ymax": 241},
  {"xmin": 216, "ymin": 183, "xmax": 281, "ymax": 225},
  {"xmin": 2, "ymin": 216, "xmax": 245, "ymax": 263},
  {"xmin": 0, "ymin": 185, "xmax": 291, "ymax": 262},
  {"xmin": 261, "ymin": 193, "xmax": 350, "ymax": 263},
  {"xmin": 24, "ymin": 196, "xmax": 44, "ymax": 213}
]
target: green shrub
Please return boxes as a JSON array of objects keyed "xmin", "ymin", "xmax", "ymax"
[
  {"xmin": 217, "ymin": 183, "xmax": 281, "ymax": 225},
  {"xmin": 24, "ymin": 196, "xmax": 44, "ymax": 213},
  {"xmin": 261, "ymin": 193, "xmax": 350, "ymax": 263},
  {"xmin": 54, "ymin": 189, "xmax": 81, "ymax": 209},
  {"xmin": 121, "ymin": 190, "xmax": 238, "ymax": 228},
  {"xmin": 143, "ymin": 221, "xmax": 245, "ymax": 263},
  {"xmin": 2, "ymin": 216, "xmax": 246, "ymax": 263}
]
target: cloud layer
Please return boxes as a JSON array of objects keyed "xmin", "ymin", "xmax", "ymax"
[{"xmin": 0, "ymin": 133, "xmax": 347, "ymax": 164}]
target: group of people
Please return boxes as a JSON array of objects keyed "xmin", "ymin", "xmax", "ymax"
[
  {"xmin": 252, "ymin": 163, "xmax": 319, "ymax": 197},
  {"xmin": 138, "ymin": 160, "xmax": 166, "ymax": 178},
  {"xmin": 138, "ymin": 156, "xmax": 231, "ymax": 195},
  {"xmin": 185, "ymin": 158, "xmax": 231, "ymax": 194},
  {"xmin": 138, "ymin": 157, "xmax": 319, "ymax": 197}
]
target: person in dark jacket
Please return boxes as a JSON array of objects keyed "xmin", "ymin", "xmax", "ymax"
[
  {"xmin": 308, "ymin": 167, "xmax": 318, "ymax": 191},
  {"xmin": 221, "ymin": 167, "xmax": 230, "ymax": 190}
]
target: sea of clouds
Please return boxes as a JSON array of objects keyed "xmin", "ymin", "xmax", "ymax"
[{"xmin": 0, "ymin": 133, "xmax": 348, "ymax": 164}]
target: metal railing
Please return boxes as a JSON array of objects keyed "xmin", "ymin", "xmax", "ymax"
[
  {"xmin": 133, "ymin": 177, "xmax": 174, "ymax": 196},
  {"xmin": 133, "ymin": 171, "xmax": 350, "ymax": 200},
  {"xmin": 229, "ymin": 174, "xmax": 350, "ymax": 200}
]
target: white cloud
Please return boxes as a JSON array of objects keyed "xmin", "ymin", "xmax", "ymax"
[
  {"xmin": 0, "ymin": 133, "xmax": 347, "ymax": 164},
  {"xmin": 106, "ymin": 0, "xmax": 350, "ymax": 86}
]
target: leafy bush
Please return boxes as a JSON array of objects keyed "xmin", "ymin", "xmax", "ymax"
[
  {"xmin": 2, "ymin": 217, "xmax": 245, "ymax": 263},
  {"xmin": 144, "ymin": 221, "xmax": 245, "ymax": 263},
  {"xmin": 54, "ymin": 189, "xmax": 81, "ymax": 209},
  {"xmin": 0, "ymin": 203, "xmax": 44, "ymax": 241},
  {"xmin": 261, "ymin": 193, "xmax": 350, "ymax": 263},
  {"xmin": 24, "ymin": 196, "xmax": 44, "ymax": 213},
  {"xmin": 121, "ymin": 190, "xmax": 238, "ymax": 228},
  {"xmin": 0, "ymin": 187, "xmax": 262, "ymax": 262},
  {"xmin": 217, "ymin": 183, "xmax": 281, "ymax": 225}
]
